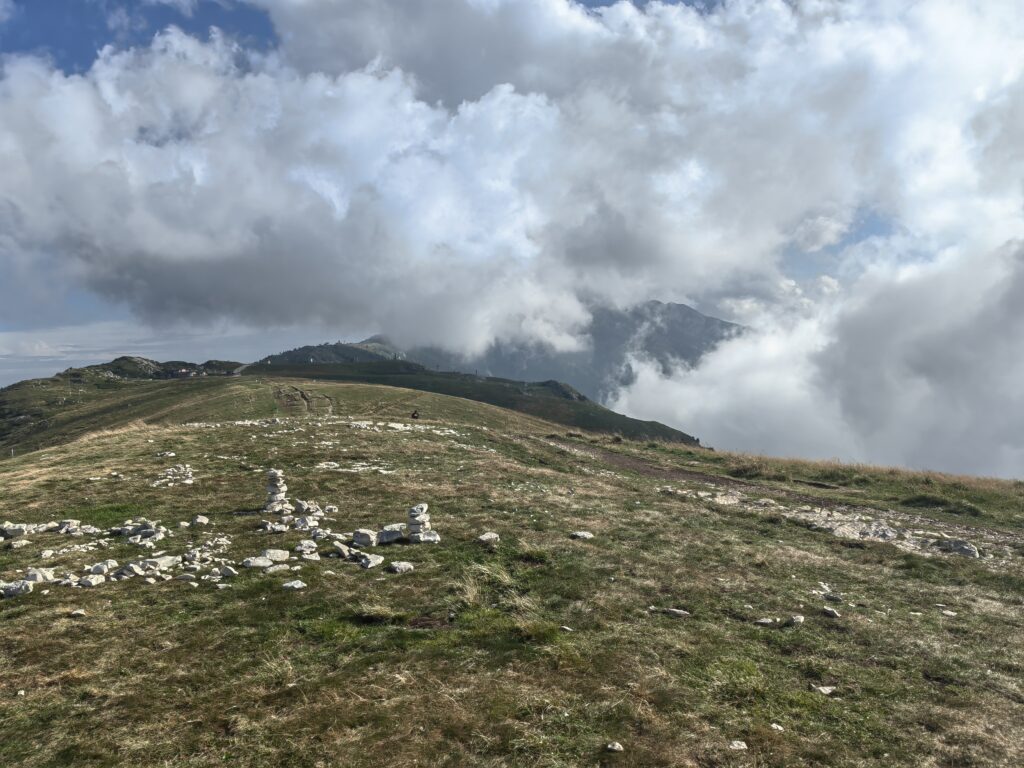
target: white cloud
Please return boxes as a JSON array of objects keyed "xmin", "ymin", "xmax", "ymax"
[
  {"xmin": 0, "ymin": 0, "xmax": 15, "ymax": 24},
  {"xmin": 143, "ymin": 0, "xmax": 199, "ymax": 16},
  {"xmin": 1, "ymin": 1, "xmax": 1024, "ymax": 473},
  {"xmin": 612, "ymin": 243, "xmax": 1024, "ymax": 477}
]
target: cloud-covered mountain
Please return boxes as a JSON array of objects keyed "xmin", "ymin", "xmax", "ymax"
[
  {"xmin": 261, "ymin": 301, "xmax": 741, "ymax": 403},
  {"xmin": 401, "ymin": 301, "xmax": 742, "ymax": 402}
]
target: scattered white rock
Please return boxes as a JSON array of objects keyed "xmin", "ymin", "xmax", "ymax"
[
  {"xmin": 606, "ymin": 741, "xmax": 624, "ymax": 753},
  {"xmin": 477, "ymin": 532, "xmax": 500, "ymax": 544},
  {"xmin": 810, "ymin": 685, "xmax": 836, "ymax": 695},
  {"xmin": 387, "ymin": 561, "xmax": 415, "ymax": 574},
  {"xmin": 353, "ymin": 529, "xmax": 379, "ymax": 548},
  {"xmin": 1, "ymin": 580, "xmax": 33, "ymax": 598},
  {"xmin": 569, "ymin": 531, "xmax": 594, "ymax": 540},
  {"xmin": 358, "ymin": 553, "xmax": 385, "ymax": 569},
  {"xmin": 823, "ymin": 607, "xmax": 842, "ymax": 619},
  {"xmin": 408, "ymin": 530, "xmax": 441, "ymax": 544},
  {"xmin": 243, "ymin": 556, "xmax": 274, "ymax": 569},
  {"xmin": 728, "ymin": 740, "xmax": 748, "ymax": 751},
  {"xmin": 262, "ymin": 549, "xmax": 291, "ymax": 563},
  {"xmin": 282, "ymin": 580, "xmax": 307, "ymax": 590}
]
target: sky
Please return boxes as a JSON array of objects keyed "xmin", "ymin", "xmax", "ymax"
[{"xmin": 1, "ymin": 1, "xmax": 1023, "ymax": 478}]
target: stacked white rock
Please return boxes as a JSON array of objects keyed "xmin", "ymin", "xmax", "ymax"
[
  {"xmin": 407, "ymin": 504, "xmax": 440, "ymax": 544},
  {"xmin": 263, "ymin": 469, "xmax": 294, "ymax": 515}
]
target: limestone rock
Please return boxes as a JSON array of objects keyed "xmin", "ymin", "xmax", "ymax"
[
  {"xmin": 332, "ymin": 541, "xmax": 353, "ymax": 559},
  {"xmin": 353, "ymin": 529, "xmax": 379, "ymax": 547},
  {"xmin": 606, "ymin": 742, "xmax": 624, "ymax": 753},
  {"xmin": 569, "ymin": 531, "xmax": 594, "ymax": 540},
  {"xmin": 262, "ymin": 549, "xmax": 291, "ymax": 563},
  {"xmin": 143, "ymin": 555, "xmax": 182, "ymax": 570},
  {"xmin": 358, "ymin": 553, "xmax": 385, "ymax": 569},
  {"xmin": 408, "ymin": 531, "xmax": 441, "ymax": 544},
  {"xmin": 935, "ymin": 539, "xmax": 980, "ymax": 558},
  {"xmin": 79, "ymin": 575, "xmax": 105, "ymax": 587},
  {"xmin": 387, "ymin": 561, "xmax": 415, "ymax": 574},
  {"xmin": 1, "ymin": 580, "xmax": 33, "ymax": 598},
  {"xmin": 243, "ymin": 556, "xmax": 274, "ymax": 569},
  {"xmin": 823, "ymin": 607, "xmax": 842, "ymax": 619},
  {"xmin": 728, "ymin": 741, "xmax": 748, "ymax": 751},
  {"xmin": 377, "ymin": 528, "xmax": 405, "ymax": 545},
  {"xmin": 282, "ymin": 580, "xmax": 307, "ymax": 590},
  {"xmin": 477, "ymin": 532, "xmax": 500, "ymax": 544},
  {"xmin": 24, "ymin": 568, "xmax": 56, "ymax": 583}
]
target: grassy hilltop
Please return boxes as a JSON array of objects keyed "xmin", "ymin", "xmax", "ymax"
[
  {"xmin": 0, "ymin": 376, "xmax": 1022, "ymax": 767},
  {"xmin": 0, "ymin": 360, "xmax": 696, "ymax": 456}
]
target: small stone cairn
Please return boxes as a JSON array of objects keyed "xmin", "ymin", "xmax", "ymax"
[
  {"xmin": 352, "ymin": 503, "xmax": 441, "ymax": 548},
  {"xmin": 263, "ymin": 469, "xmax": 293, "ymax": 516},
  {"xmin": 407, "ymin": 503, "xmax": 440, "ymax": 544}
]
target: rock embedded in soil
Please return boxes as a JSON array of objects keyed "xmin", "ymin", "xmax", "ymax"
[
  {"xmin": 569, "ymin": 531, "xmax": 594, "ymax": 540},
  {"xmin": 387, "ymin": 561, "xmax": 414, "ymax": 574},
  {"xmin": 477, "ymin": 532, "xmax": 500, "ymax": 544},
  {"xmin": 282, "ymin": 580, "xmax": 306, "ymax": 590}
]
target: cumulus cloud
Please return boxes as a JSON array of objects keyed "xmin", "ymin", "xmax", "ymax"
[
  {"xmin": 1, "ymin": 0, "xmax": 1023, "ymax": 473},
  {"xmin": 0, "ymin": 0, "xmax": 15, "ymax": 24}
]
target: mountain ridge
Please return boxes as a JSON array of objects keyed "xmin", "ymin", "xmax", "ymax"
[{"xmin": 261, "ymin": 300, "xmax": 743, "ymax": 402}]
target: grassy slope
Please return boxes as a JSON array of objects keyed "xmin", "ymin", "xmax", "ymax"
[
  {"xmin": 0, "ymin": 381, "xmax": 1021, "ymax": 767},
  {"xmin": 244, "ymin": 361, "xmax": 697, "ymax": 444},
  {"xmin": 0, "ymin": 364, "xmax": 695, "ymax": 456}
]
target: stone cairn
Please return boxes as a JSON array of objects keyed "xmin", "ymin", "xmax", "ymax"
[
  {"xmin": 407, "ymin": 503, "xmax": 440, "ymax": 544},
  {"xmin": 263, "ymin": 469, "xmax": 294, "ymax": 516},
  {"xmin": 352, "ymin": 503, "xmax": 441, "ymax": 548}
]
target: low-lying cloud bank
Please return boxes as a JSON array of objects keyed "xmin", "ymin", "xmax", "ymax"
[
  {"xmin": 613, "ymin": 243, "xmax": 1024, "ymax": 477},
  {"xmin": 1, "ymin": 0, "xmax": 1022, "ymax": 475}
]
